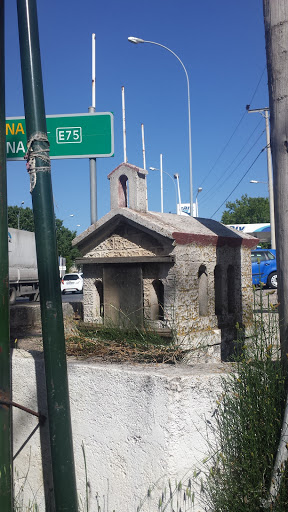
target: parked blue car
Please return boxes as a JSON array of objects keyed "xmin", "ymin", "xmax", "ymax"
[{"xmin": 251, "ymin": 248, "xmax": 277, "ymax": 288}]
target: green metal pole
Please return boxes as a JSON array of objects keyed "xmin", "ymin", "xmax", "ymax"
[
  {"xmin": 16, "ymin": 1, "xmax": 78, "ymax": 510},
  {"xmin": 0, "ymin": 1, "xmax": 12, "ymax": 510}
]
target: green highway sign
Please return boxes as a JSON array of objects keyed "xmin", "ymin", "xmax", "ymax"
[{"xmin": 6, "ymin": 112, "xmax": 114, "ymax": 160}]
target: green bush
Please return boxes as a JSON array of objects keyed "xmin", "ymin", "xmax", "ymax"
[{"xmin": 202, "ymin": 293, "xmax": 288, "ymax": 511}]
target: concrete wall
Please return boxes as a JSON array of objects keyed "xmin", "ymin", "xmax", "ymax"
[{"xmin": 12, "ymin": 350, "xmax": 227, "ymax": 511}]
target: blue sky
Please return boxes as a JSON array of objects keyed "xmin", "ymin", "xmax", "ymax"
[{"xmin": 5, "ymin": 0, "xmax": 269, "ymax": 233}]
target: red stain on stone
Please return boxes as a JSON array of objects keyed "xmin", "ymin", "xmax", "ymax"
[{"xmin": 172, "ymin": 232, "xmax": 259, "ymax": 249}]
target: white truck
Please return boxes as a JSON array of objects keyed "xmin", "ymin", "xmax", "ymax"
[{"xmin": 8, "ymin": 228, "xmax": 39, "ymax": 304}]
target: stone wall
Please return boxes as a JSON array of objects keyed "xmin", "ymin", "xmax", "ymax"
[{"xmin": 80, "ymin": 224, "xmax": 254, "ymax": 362}]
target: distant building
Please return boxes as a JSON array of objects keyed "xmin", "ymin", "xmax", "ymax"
[
  {"xmin": 73, "ymin": 163, "xmax": 258, "ymax": 362},
  {"xmin": 226, "ymin": 223, "xmax": 271, "ymax": 244}
]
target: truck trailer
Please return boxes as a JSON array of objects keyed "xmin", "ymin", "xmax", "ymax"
[{"xmin": 8, "ymin": 228, "xmax": 39, "ymax": 304}]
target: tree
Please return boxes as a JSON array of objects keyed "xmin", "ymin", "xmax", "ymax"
[
  {"xmin": 55, "ymin": 218, "xmax": 81, "ymax": 272},
  {"xmin": 8, "ymin": 205, "xmax": 80, "ymax": 272},
  {"xmin": 8, "ymin": 205, "xmax": 34, "ymax": 231},
  {"xmin": 221, "ymin": 194, "xmax": 270, "ymax": 224}
]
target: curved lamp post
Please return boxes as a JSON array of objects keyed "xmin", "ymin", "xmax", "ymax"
[
  {"xmin": 128, "ymin": 36, "xmax": 193, "ymax": 216},
  {"xmin": 149, "ymin": 165, "xmax": 178, "ymax": 214}
]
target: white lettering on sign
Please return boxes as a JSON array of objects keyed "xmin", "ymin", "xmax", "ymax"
[
  {"xmin": 56, "ymin": 127, "xmax": 82, "ymax": 144},
  {"xmin": 229, "ymin": 225, "xmax": 245, "ymax": 231},
  {"xmin": 6, "ymin": 141, "xmax": 26, "ymax": 154}
]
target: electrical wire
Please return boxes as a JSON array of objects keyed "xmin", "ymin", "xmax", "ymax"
[
  {"xmin": 201, "ymin": 128, "xmax": 266, "ymax": 206},
  {"xmin": 200, "ymin": 110, "xmax": 247, "ymax": 187},
  {"xmin": 199, "ymin": 66, "xmax": 267, "ymax": 188},
  {"xmin": 200, "ymin": 119, "xmax": 264, "ymax": 204},
  {"xmin": 247, "ymin": 66, "xmax": 267, "ymax": 109},
  {"xmin": 210, "ymin": 145, "xmax": 267, "ymax": 219}
]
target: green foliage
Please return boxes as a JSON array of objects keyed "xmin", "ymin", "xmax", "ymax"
[
  {"xmin": 202, "ymin": 294, "xmax": 288, "ymax": 511},
  {"xmin": 55, "ymin": 218, "xmax": 81, "ymax": 272},
  {"xmin": 8, "ymin": 205, "xmax": 81, "ymax": 272},
  {"xmin": 8, "ymin": 205, "xmax": 35, "ymax": 231},
  {"xmin": 221, "ymin": 194, "xmax": 270, "ymax": 224}
]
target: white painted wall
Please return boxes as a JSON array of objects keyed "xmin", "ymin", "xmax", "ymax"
[{"xmin": 12, "ymin": 350, "xmax": 227, "ymax": 511}]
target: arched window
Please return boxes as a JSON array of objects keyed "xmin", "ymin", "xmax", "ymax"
[
  {"xmin": 227, "ymin": 265, "xmax": 235, "ymax": 314},
  {"xmin": 150, "ymin": 280, "xmax": 164, "ymax": 321},
  {"xmin": 214, "ymin": 265, "xmax": 223, "ymax": 315},
  {"xmin": 95, "ymin": 279, "xmax": 104, "ymax": 318},
  {"xmin": 118, "ymin": 174, "xmax": 129, "ymax": 207},
  {"xmin": 198, "ymin": 265, "xmax": 208, "ymax": 316}
]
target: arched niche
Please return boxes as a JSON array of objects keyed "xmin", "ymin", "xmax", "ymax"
[
  {"xmin": 227, "ymin": 265, "xmax": 235, "ymax": 314},
  {"xmin": 214, "ymin": 264, "xmax": 223, "ymax": 315},
  {"xmin": 94, "ymin": 279, "xmax": 104, "ymax": 318},
  {"xmin": 198, "ymin": 265, "xmax": 208, "ymax": 317},
  {"xmin": 118, "ymin": 174, "xmax": 129, "ymax": 207},
  {"xmin": 150, "ymin": 279, "xmax": 164, "ymax": 321}
]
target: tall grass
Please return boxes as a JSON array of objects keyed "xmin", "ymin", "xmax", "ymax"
[{"xmin": 201, "ymin": 288, "xmax": 288, "ymax": 511}]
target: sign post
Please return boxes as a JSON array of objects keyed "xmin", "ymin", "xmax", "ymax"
[{"xmin": 6, "ymin": 112, "xmax": 114, "ymax": 160}]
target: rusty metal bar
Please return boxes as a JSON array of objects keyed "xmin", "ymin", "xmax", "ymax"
[{"xmin": 0, "ymin": 399, "xmax": 46, "ymax": 423}]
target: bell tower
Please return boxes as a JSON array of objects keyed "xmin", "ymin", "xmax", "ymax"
[{"xmin": 107, "ymin": 163, "xmax": 148, "ymax": 212}]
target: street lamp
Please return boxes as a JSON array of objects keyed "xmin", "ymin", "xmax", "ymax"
[
  {"xmin": 128, "ymin": 36, "xmax": 193, "ymax": 216},
  {"xmin": 250, "ymin": 180, "xmax": 268, "ymax": 184},
  {"xmin": 17, "ymin": 201, "xmax": 24, "ymax": 230},
  {"xmin": 173, "ymin": 173, "xmax": 182, "ymax": 214},
  {"xmin": 195, "ymin": 187, "xmax": 203, "ymax": 217},
  {"xmin": 149, "ymin": 164, "xmax": 178, "ymax": 214}
]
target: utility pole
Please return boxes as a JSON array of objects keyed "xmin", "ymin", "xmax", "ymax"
[
  {"xmin": 247, "ymin": 107, "xmax": 276, "ymax": 249},
  {"xmin": 174, "ymin": 173, "xmax": 182, "ymax": 215},
  {"xmin": 0, "ymin": 1, "xmax": 12, "ymax": 509},
  {"xmin": 263, "ymin": 0, "xmax": 288, "ymax": 502},
  {"xmin": 16, "ymin": 1, "xmax": 78, "ymax": 510},
  {"xmin": 263, "ymin": 0, "xmax": 288, "ymax": 362},
  {"xmin": 89, "ymin": 33, "xmax": 97, "ymax": 224},
  {"xmin": 141, "ymin": 123, "xmax": 146, "ymax": 170},
  {"xmin": 160, "ymin": 154, "xmax": 163, "ymax": 213},
  {"xmin": 122, "ymin": 86, "xmax": 128, "ymax": 163},
  {"xmin": 263, "ymin": 0, "xmax": 288, "ymax": 500},
  {"xmin": 263, "ymin": 0, "xmax": 288, "ymax": 508}
]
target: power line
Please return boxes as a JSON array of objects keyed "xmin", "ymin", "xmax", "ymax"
[
  {"xmin": 199, "ymin": 66, "xmax": 267, "ymax": 188},
  {"xmin": 200, "ymin": 110, "xmax": 247, "ymax": 187},
  {"xmin": 247, "ymin": 66, "xmax": 266, "ymax": 109},
  {"xmin": 200, "ymin": 119, "xmax": 264, "ymax": 204},
  {"xmin": 201, "ymin": 129, "xmax": 265, "ymax": 208},
  {"xmin": 210, "ymin": 146, "xmax": 267, "ymax": 219}
]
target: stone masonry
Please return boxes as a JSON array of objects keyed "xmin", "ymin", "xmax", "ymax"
[{"xmin": 73, "ymin": 163, "xmax": 258, "ymax": 362}]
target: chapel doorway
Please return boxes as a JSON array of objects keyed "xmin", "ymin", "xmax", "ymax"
[{"xmin": 103, "ymin": 264, "xmax": 143, "ymax": 328}]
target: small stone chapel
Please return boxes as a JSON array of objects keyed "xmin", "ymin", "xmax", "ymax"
[{"xmin": 73, "ymin": 163, "xmax": 258, "ymax": 361}]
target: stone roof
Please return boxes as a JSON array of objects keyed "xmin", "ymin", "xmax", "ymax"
[
  {"xmin": 73, "ymin": 208, "xmax": 258, "ymax": 251},
  {"xmin": 107, "ymin": 162, "xmax": 148, "ymax": 179}
]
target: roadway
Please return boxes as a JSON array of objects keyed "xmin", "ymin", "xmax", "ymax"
[{"xmin": 15, "ymin": 292, "xmax": 83, "ymax": 305}]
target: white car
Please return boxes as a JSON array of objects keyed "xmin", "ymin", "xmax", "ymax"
[{"xmin": 61, "ymin": 273, "xmax": 83, "ymax": 294}]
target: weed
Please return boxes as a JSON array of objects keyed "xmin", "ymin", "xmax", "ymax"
[
  {"xmin": 66, "ymin": 322, "xmax": 186, "ymax": 364},
  {"xmin": 201, "ymin": 288, "xmax": 288, "ymax": 511}
]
